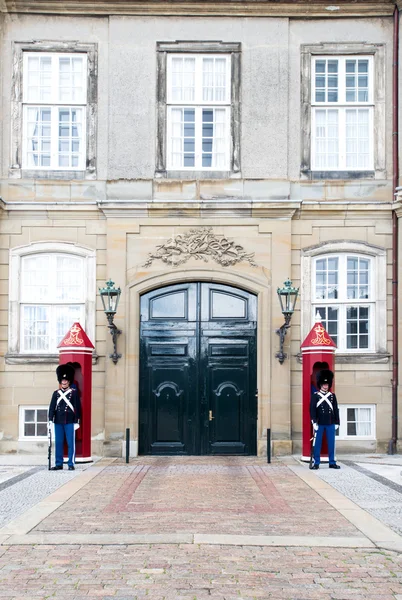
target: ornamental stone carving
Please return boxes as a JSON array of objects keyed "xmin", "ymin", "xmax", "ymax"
[{"xmin": 144, "ymin": 227, "xmax": 257, "ymax": 268}]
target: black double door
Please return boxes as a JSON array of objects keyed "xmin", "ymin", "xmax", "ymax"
[{"xmin": 139, "ymin": 282, "xmax": 257, "ymax": 455}]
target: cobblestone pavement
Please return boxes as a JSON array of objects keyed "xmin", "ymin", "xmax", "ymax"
[
  {"xmin": 0, "ymin": 455, "xmax": 402, "ymax": 599},
  {"xmin": 1, "ymin": 543, "xmax": 402, "ymax": 599},
  {"xmin": 0, "ymin": 467, "xmax": 81, "ymax": 528},
  {"xmin": 316, "ymin": 461, "xmax": 402, "ymax": 537}
]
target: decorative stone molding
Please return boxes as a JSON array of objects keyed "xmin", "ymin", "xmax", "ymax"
[
  {"xmin": 1, "ymin": 1, "xmax": 396, "ymax": 17},
  {"xmin": 144, "ymin": 227, "xmax": 257, "ymax": 267}
]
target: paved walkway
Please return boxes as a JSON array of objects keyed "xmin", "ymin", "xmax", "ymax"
[{"xmin": 0, "ymin": 455, "xmax": 402, "ymax": 599}]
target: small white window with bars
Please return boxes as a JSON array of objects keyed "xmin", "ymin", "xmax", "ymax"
[
  {"xmin": 22, "ymin": 52, "xmax": 87, "ymax": 170},
  {"xmin": 20, "ymin": 253, "xmax": 85, "ymax": 353},
  {"xmin": 336, "ymin": 405, "xmax": 375, "ymax": 439},
  {"xmin": 311, "ymin": 56, "xmax": 374, "ymax": 171},
  {"xmin": 166, "ymin": 54, "xmax": 231, "ymax": 170},
  {"xmin": 19, "ymin": 406, "xmax": 49, "ymax": 439},
  {"xmin": 312, "ymin": 254, "xmax": 374, "ymax": 351}
]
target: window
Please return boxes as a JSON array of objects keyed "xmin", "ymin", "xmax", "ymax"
[
  {"xmin": 301, "ymin": 241, "xmax": 387, "ymax": 357},
  {"xmin": 313, "ymin": 254, "xmax": 373, "ymax": 351},
  {"xmin": 311, "ymin": 56, "xmax": 373, "ymax": 171},
  {"xmin": 8, "ymin": 242, "xmax": 96, "ymax": 359},
  {"xmin": 22, "ymin": 53, "xmax": 87, "ymax": 170},
  {"xmin": 167, "ymin": 55, "xmax": 230, "ymax": 170},
  {"xmin": 11, "ymin": 42, "xmax": 97, "ymax": 179},
  {"xmin": 156, "ymin": 42, "xmax": 241, "ymax": 176},
  {"xmin": 19, "ymin": 406, "xmax": 49, "ymax": 439},
  {"xmin": 300, "ymin": 43, "xmax": 385, "ymax": 178},
  {"xmin": 337, "ymin": 405, "xmax": 375, "ymax": 439},
  {"xmin": 21, "ymin": 254, "xmax": 85, "ymax": 352}
]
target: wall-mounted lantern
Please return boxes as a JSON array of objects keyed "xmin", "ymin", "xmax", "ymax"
[
  {"xmin": 99, "ymin": 279, "xmax": 122, "ymax": 364},
  {"xmin": 275, "ymin": 278, "xmax": 299, "ymax": 364}
]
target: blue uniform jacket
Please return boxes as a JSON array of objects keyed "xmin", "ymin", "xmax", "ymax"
[
  {"xmin": 310, "ymin": 390, "xmax": 340, "ymax": 426},
  {"xmin": 49, "ymin": 387, "xmax": 81, "ymax": 425}
]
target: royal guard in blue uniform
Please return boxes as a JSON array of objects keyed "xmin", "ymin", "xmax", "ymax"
[
  {"xmin": 48, "ymin": 364, "xmax": 81, "ymax": 470},
  {"xmin": 310, "ymin": 369, "xmax": 340, "ymax": 470}
]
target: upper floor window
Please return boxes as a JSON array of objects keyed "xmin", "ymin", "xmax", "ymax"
[
  {"xmin": 22, "ymin": 53, "xmax": 87, "ymax": 170},
  {"xmin": 300, "ymin": 44, "xmax": 385, "ymax": 180},
  {"xmin": 8, "ymin": 242, "xmax": 96, "ymax": 359},
  {"xmin": 311, "ymin": 56, "xmax": 373, "ymax": 171},
  {"xmin": 312, "ymin": 254, "xmax": 373, "ymax": 351},
  {"xmin": 11, "ymin": 42, "xmax": 97, "ymax": 179},
  {"xmin": 167, "ymin": 54, "xmax": 231, "ymax": 170},
  {"xmin": 156, "ymin": 42, "xmax": 241, "ymax": 178}
]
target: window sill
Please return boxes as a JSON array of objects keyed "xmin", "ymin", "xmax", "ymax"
[
  {"xmin": 9, "ymin": 168, "xmax": 96, "ymax": 180},
  {"xmin": 156, "ymin": 170, "xmax": 241, "ymax": 180},
  {"xmin": 297, "ymin": 351, "xmax": 390, "ymax": 364},
  {"xmin": 301, "ymin": 170, "xmax": 375, "ymax": 181},
  {"xmin": 5, "ymin": 353, "xmax": 98, "ymax": 365}
]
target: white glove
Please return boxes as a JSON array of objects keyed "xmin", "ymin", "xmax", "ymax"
[
  {"xmin": 74, "ymin": 422, "xmax": 80, "ymax": 431},
  {"xmin": 335, "ymin": 424, "xmax": 339, "ymax": 431},
  {"xmin": 313, "ymin": 423, "xmax": 319, "ymax": 431}
]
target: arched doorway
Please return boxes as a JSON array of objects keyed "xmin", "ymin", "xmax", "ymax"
[{"xmin": 139, "ymin": 282, "xmax": 257, "ymax": 455}]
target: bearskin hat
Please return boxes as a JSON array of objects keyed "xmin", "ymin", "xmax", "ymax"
[
  {"xmin": 56, "ymin": 364, "xmax": 75, "ymax": 384},
  {"xmin": 317, "ymin": 369, "xmax": 334, "ymax": 389}
]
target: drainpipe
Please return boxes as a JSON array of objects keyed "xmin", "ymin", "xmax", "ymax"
[{"xmin": 389, "ymin": 5, "xmax": 399, "ymax": 454}]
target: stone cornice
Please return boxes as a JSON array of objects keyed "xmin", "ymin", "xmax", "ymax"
[{"xmin": 0, "ymin": 0, "xmax": 397, "ymax": 17}]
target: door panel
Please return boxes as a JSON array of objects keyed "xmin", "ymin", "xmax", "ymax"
[{"xmin": 140, "ymin": 282, "xmax": 257, "ymax": 455}]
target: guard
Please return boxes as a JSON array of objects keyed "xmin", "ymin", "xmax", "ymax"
[
  {"xmin": 310, "ymin": 369, "xmax": 340, "ymax": 470},
  {"xmin": 48, "ymin": 364, "xmax": 81, "ymax": 471}
]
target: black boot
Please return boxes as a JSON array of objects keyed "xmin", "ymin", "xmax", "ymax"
[
  {"xmin": 329, "ymin": 463, "xmax": 340, "ymax": 469},
  {"xmin": 50, "ymin": 465, "xmax": 63, "ymax": 470}
]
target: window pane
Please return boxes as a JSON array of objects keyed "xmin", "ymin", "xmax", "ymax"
[
  {"xmin": 315, "ymin": 257, "xmax": 338, "ymax": 299},
  {"xmin": 56, "ymin": 305, "xmax": 83, "ymax": 344},
  {"xmin": 202, "ymin": 57, "xmax": 228, "ymax": 102},
  {"xmin": 347, "ymin": 256, "xmax": 370, "ymax": 299},
  {"xmin": 346, "ymin": 109, "xmax": 370, "ymax": 169},
  {"xmin": 22, "ymin": 255, "xmax": 50, "ymax": 301},
  {"xmin": 24, "ymin": 423, "xmax": 35, "ymax": 436},
  {"xmin": 169, "ymin": 108, "xmax": 195, "ymax": 168},
  {"xmin": 346, "ymin": 306, "xmax": 369, "ymax": 349},
  {"xmin": 25, "ymin": 409, "xmax": 35, "ymax": 422},
  {"xmin": 37, "ymin": 409, "xmax": 48, "ymax": 422},
  {"xmin": 313, "ymin": 109, "xmax": 339, "ymax": 169},
  {"xmin": 22, "ymin": 305, "xmax": 49, "ymax": 352},
  {"xmin": 170, "ymin": 56, "xmax": 195, "ymax": 102},
  {"xmin": 27, "ymin": 56, "xmax": 52, "ymax": 102},
  {"xmin": 37, "ymin": 423, "xmax": 47, "ymax": 436},
  {"xmin": 56, "ymin": 256, "xmax": 84, "ymax": 301},
  {"xmin": 26, "ymin": 107, "xmax": 52, "ymax": 168},
  {"xmin": 58, "ymin": 56, "xmax": 85, "ymax": 103},
  {"xmin": 315, "ymin": 306, "xmax": 338, "ymax": 346},
  {"xmin": 202, "ymin": 108, "xmax": 227, "ymax": 169},
  {"xmin": 57, "ymin": 108, "xmax": 83, "ymax": 169},
  {"xmin": 314, "ymin": 59, "xmax": 338, "ymax": 103}
]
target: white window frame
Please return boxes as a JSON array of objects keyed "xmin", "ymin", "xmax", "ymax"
[
  {"xmin": 11, "ymin": 42, "xmax": 97, "ymax": 180},
  {"xmin": 312, "ymin": 253, "xmax": 374, "ymax": 352},
  {"xmin": 301, "ymin": 241, "xmax": 387, "ymax": 356},
  {"xmin": 8, "ymin": 242, "xmax": 96, "ymax": 358},
  {"xmin": 156, "ymin": 41, "xmax": 241, "ymax": 177},
  {"xmin": 300, "ymin": 43, "xmax": 385, "ymax": 179},
  {"xmin": 166, "ymin": 54, "xmax": 231, "ymax": 171},
  {"xmin": 311, "ymin": 55, "xmax": 374, "ymax": 171},
  {"xmin": 18, "ymin": 405, "xmax": 50, "ymax": 440},
  {"xmin": 22, "ymin": 52, "xmax": 87, "ymax": 171},
  {"xmin": 337, "ymin": 404, "xmax": 376, "ymax": 440}
]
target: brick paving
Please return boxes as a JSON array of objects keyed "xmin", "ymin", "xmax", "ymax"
[
  {"xmin": 33, "ymin": 458, "xmax": 361, "ymax": 537},
  {"xmin": 1, "ymin": 456, "xmax": 402, "ymax": 599},
  {"xmin": 0, "ymin": 543, "xmax": 402, "ymax": 599}
]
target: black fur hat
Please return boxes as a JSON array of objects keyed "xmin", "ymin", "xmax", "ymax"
[
  {"xmin": 317, "ymin": 369, "xmax": 334, "ymax": 389},
  {"xmin": 56, "ymin": 364, "xmax": 75, "ymax": 384}
]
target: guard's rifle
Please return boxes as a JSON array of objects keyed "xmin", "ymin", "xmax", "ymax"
[
  {"xmin": 48, "ymin": 421, "xmax": 52, "ymax": 470},
  {"xmin": 309, "ymin": 427, "xmax": 317, "ymax": 469}
]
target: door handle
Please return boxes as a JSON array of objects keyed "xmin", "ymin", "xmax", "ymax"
[{"xmin": 209, "ymin": 410, "xmax": 214, "ymax": 421}]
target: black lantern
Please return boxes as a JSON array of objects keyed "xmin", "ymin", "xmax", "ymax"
[
  {"xmin": 276, "ymin": 278, "xmax": 299, "ymax": 364},
  {"xmin": 99, "ymin": 280, "xmax": 122, "ymax": 364}
]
